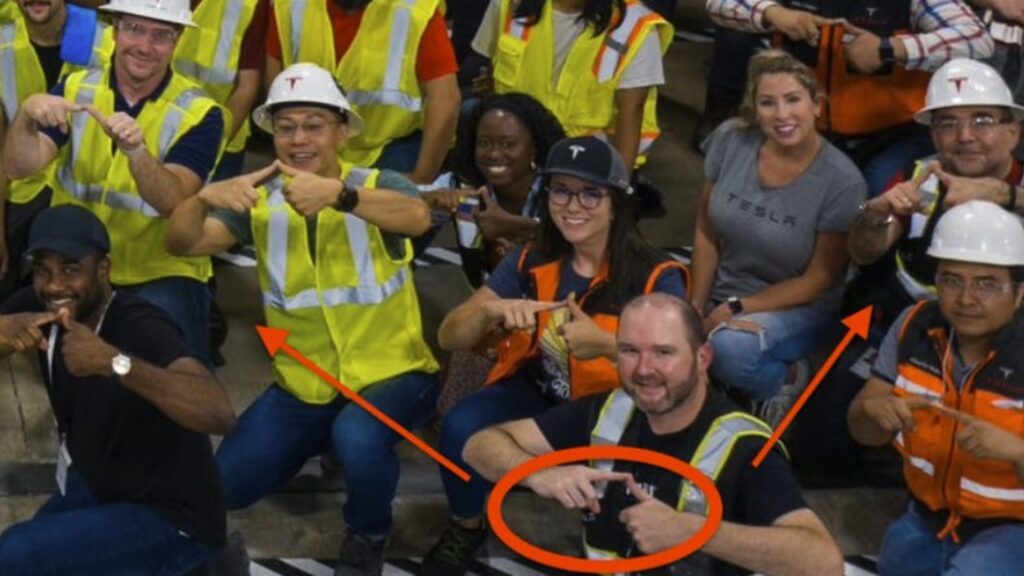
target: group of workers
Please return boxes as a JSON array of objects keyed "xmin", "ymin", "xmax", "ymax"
[{"xmin": 0, "ymin": 0, "xmax": 1020, "ymax": 575}]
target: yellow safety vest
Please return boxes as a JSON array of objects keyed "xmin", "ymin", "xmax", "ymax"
[
  {"xmin": 585, "ymin": 389, "xmax": 784, "ymax": 563},
  {"xmin": 52, "ymin": 67, "xmax": 223, "ymax": 285},
  {"xmin": 895, "ymin": 159, "xmax": 942, "ymax": 301},
  {"xmin": 173, "ymin": 0, "xmax": 259, "ymax": 154},
  {"xmin": 274, "ymin": 0, "xmax": 438, "ymax": 167},
  {"xmin": 251, "ymin": 163, "xmax": 439, "ymax": 404},
  {"xmin": 0, "ymin": 5, "xmax": 111, "ymax": 204},
  {"xmin": 493, "ymin": 0, "xmax": 671, "ymax": 164}
]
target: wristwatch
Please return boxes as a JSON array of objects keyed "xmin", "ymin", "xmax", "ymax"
[
  {"xmin": 333, "ymin": 184, "xmax": 360, "ymax": 213},
  {"xmin": 111, "ymin": 352, "xmax": 132, "ymax": 380},
  {"xmin": 877, "ymin": 37, "xmax": 895, "ymax": 74},
  {"xmin": 727, "ymin": 296, "xmax": 744, "ymax": 315}
]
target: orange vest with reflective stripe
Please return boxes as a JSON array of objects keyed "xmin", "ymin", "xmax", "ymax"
[
  {"xmin": 892, "ymin": 301, "xmax": 1024, "ymax": 541},
  {"xmin": 484, "ymin": 247, "xmax": 689, "ymax": 400}
]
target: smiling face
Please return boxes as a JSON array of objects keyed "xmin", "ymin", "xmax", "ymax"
[
  {"xmin": 272, "ymin": 107, "xmax": 348, "ymax": 177},
  {"xmin": 17, "ymin": 0, "xmax": 64, "ymax": 25},
  {"xmin": 113, "ymin": 15, "xmax": 180, "ymax": 87},
  {"xmin": 617, "ymin": 303, "xmax": 712, "ymax": 419},
  {"xmin": 546, "ymin": 174, "xmax": 613, "ymax": 252},
  {"xmin": 474, "ymin": 108, "xmax": 537, "ymax": 193},
  {"xmin": 754, "ymin": 72, "xmax": 819, "ymax": 149},
  {"xmin": 936, "ymin": 260, "xmax": 1023, "ymax": 342},
  {"xmin": 930, "ymin": 106, "xmax": 1021, "ymax": 179},
  {"xmin": 32, "ymin": 251, "xmax": 110, "ymax": 323}
]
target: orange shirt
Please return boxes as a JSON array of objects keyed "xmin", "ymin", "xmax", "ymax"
[{"xmin": 266, "ymin": 3, "xmax": 458, "ymax": 83}]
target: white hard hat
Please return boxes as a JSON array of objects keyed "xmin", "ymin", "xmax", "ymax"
[
  {"xmin": 252, "ymin": 63, "xmax": 364, "ymax": 136},
  {"xmin": 914, "ymin": 58, "xmax": 1024, "ymax": 125},
  {"xmin": 928, "ymin": 200, "xmax": 1024, "ymax": 267},
  {"xmin": 99, "ymin": 0, "xmax": 196, "ymax": 28}
]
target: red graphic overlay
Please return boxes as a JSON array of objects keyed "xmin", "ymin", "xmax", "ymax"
[
  {"xmin": 751, "ymin": 306, "xmax": 872, "ymax": 467},
  {"xmin": 487, "ymin": 446, "xmax": 723, "ymax": 573}
]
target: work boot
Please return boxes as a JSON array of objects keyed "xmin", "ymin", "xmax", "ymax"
[
  {"xmin": 418, "ymin": 519, "xmax": 488, "ymax": 576},
  {"xmin": 334, "ymin": 530, "xmax": 387, "ymax": 576}
]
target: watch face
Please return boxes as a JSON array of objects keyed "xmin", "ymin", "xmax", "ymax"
[{"xmin": 112, "ymin": 354, "xmax": 131, "ymax": 376}]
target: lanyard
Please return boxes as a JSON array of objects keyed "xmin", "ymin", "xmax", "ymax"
[{"xmin": 45, "ymin": 292, "xmax": 117, "ymax": 433}]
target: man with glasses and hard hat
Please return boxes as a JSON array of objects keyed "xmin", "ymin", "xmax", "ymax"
[
  {"xmin": 848, "ymin": 200, "xmax": 1024, "ymax": 574},
  {"xmin": 165, "ymin": 63, "xmax": 439, "ymax": 576},
  {"xmin": 847, "ymin": 58, "xmax": 1024, "ymax": 332},
  {"xmin": 3, "ymin": 0, "xmax": 226, "ymax": 368}
]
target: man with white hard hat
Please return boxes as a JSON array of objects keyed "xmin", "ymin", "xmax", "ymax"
[
  {"xmin": 166, "ymin": 63, "xmax": 439, "ymax": 576},
  {"xmin": 3, "ymin": 0, "xmax": 226, "ymax": 367},
  {"xmin": 847, "ymin": 58, "xmax": 1024, "ymax": 330},
  {"xmin": 849, "ymin": 200, "xmax": 1024, "ymax": 574}
]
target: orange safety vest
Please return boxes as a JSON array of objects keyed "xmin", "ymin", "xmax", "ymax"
[
  {"xmin": 775, "ymin": 1, "xmax": 930, "ymax": 136},
  {"xmin": 891, "ymin": 301, "xmax": 1024, "ymax": 542},
  {"xmin": 484, "ymin": 247, "xmax": 689, "ymax": 400}
]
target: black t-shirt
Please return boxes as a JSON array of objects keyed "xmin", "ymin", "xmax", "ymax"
[
  {"xmin": 534, "ymin": 389, "xmax": 807, "ymax": 576},
  {"xmin": 0, "ymin": 287, "xmax": 226, "ymax": 546},
  {"xmin": 31, "ymin": 41, "xmax": 64, "ymax": 90}
]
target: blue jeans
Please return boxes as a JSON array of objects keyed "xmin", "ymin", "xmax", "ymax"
[
  {"xmin": 708, "ymin": 305, "xmax": 832, "ymax": 400},
  {"xmin": 861, "ymin": 130, "xmax": 936, "ymax": 198},
  {"xmin": 878, "ymin": 502, "xmax": 1024, "ymax": 576},
  {"xmin": 373, "ymin": 131, "xmax": 423, "ymax": 174},
  {"xmin": 439, "ymin": 376, "xmax": 555, "ymax": 519},
  {"xmin": 0, "ymin": 472, "xmax": 217, "ymax": 576},
  {"xmin": 116, "ymin": 276, "xmax": 212, "ymax": 369},
  {"xmin": 216, "ymin": 371, "xmax": 439, "ymax": 536}
]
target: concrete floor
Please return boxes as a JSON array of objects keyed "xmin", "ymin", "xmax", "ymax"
[{"xmin": 0, "ymin": 36, "xmax": 909, "ymax": 566}]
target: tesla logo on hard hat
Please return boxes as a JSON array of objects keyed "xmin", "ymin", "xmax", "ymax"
[
  {"xmin": 948, "ymin": 76, "xmax": 968, "ymax": 95},
  {"xmin": 569, "ymin": 145, "xmax": 586, "ymax": 159},
  {"xmin": 286, "ymin": 76, "xmax": 302, "ymax": 90}
]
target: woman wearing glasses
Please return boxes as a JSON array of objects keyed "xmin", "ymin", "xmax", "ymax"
[
  {"xmin": 420, "ymin": 136, "xmax": 687, "ymax": 575},
  {"xmin": 690, "ymin": 50, "xmax": 865, "ymax": 425}
]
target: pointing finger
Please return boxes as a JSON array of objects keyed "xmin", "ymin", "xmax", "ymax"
[
  {"xmin": 276, "ymin": 160, "xmax": 301, "ymax": 178},
  {"xmin": 245, "ymin": 161, "xmax": 281, "ymax": 186}
]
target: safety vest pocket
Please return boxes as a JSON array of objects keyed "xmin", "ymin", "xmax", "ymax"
[{"xmin": 493, "ymin": 36, "xmax": 526, "ymax": 91}]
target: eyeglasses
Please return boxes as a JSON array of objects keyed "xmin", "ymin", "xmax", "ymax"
[
  {"xmin": 273, "ymin": 120, "xmax": 339, "ymax": 139},
  {"xmin": 935, "ymin": 274, "xmax": 1014, "ymax": 299},
  {"xmin": 548, "ymin": 185, "xmax": 608, "ymax": 209},
  {"xmin": 117, "ymin": 21, "xmax": 179, "ymax": 46},
  {"xmin": 931, "ymin": 115, "xmax": 1014, "ymax": 135}
]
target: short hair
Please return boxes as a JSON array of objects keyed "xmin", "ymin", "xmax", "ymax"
[{"xmin": 621, "ymin": 293, "xmax": 704, "ymax": 350}]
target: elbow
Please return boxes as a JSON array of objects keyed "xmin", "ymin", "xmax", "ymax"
[
  {"xmin": 816, "ymin": 546, "xmax": 845, "ymax": 576},
  {"xmin": 4, "ymin": 156, "xmax": 33, "ymax": 181},
  {"xmin": 407, "ymin": 199, "xmax": 433, "ymax": 237},
  {"xmin": 164, "ymin": 227, "xmax": 194, "ymax": 257},
  {"xmin": 208, "ymin": 403, "xmax": 237, "ymax": 436}
]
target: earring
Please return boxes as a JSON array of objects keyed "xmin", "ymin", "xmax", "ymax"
[{"xmin": 530, "ymin": 160, "xmax": 537, "ymax": 171}]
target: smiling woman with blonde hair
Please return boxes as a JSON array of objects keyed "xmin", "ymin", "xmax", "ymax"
[{"xmin": 690, "ymin": 49, "xmax": 866, "ymax": 424}]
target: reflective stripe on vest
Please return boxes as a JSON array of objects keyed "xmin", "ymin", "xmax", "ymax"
[
  {"xmin": 344, "ymin": 0, "xmax": 422, "ymax": 113},
  {"xmin": 288, "ymin": 0, "xmax": 307, "ymax": 65},
  {"xmin": 174, "ymin": 0, "xmax": 247, "ymax": 87},
  {"xmin": 0, "ymin": 22, "xmax": 17, "ymax": 121},
  {"xmin": 586, "ymin": 390, "xmax": 777, "ymax": 561},
  {"xmin": 58, "ymin": 69, "xmax": 202, "ymax": 217},
  {"xmin": 261, "ymin": 170, "xmax": 412, "ymax": 310},
  {"xmin": 594, "ymin": 3, "xmax": 653, "ymax": 82}
]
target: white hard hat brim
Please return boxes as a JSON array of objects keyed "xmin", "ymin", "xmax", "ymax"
[
  {"xmin": 926, "ymin": 247, "xmax": 1024, "ymax": 267},
  {"xmin": 251, "ymin": 102, "xmax": 365, "ymax": 137},
  {"xmin": 99, "ymin": 4, "xmax": 198, "ymax": 28},
  {"xmin": 914, "ymin": 102, "xmax": 1024, "ymax": 125}
]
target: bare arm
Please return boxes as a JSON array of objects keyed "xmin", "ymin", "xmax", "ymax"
[
  {"xmin": 264, "ymin": 55, "xmax": 283, "ymax": 93},
  {"xmin": 689, "ymin": 181, "xmax": 719, "ymax": 311},
  {"xmin": 409, "ymin": 74, "xmax": 460, "ymax": 185},
  {"xmin": 128, "ymin": 155, "xmax": 204, "ymax": 218},
  {"xmin": 610, "ymin": 87, "xmax": 647, "ymax": 173},
  {"xmin": 848, "ymin": 377, "xmax": 911, "ymax": 446},
  {"xmin": 224, "ymin": 69, "xmax": 261, "ymax": 141},
  {"xmin": 740, "ymin": 231, "xmax": 849, "ymax": 313},
  {"xmin": 118, "ymin": 355, "xmax": 236, "ymax": 435},
  {"xmin": 350, "ymin": 186, "xmax": 432, "ymax": 236},
  {"xmin": 3, "ymin": 97, "xmax": 61, "ymax": 180},
  {"xmin": 437, "ymin": 285, "xmax": 503, "ymax": 351},
  {"xmin": 165, "ymin": 195, "xmax": 241, "ymax": 257},
  {"xmin": 463, "ymin": 417, "xmax": 554, "ymax": 482},
  {"xmin": 848, "ymin": 209, "xmax": 905, "ymax": 266},
  {"xmin": 697, "ymin": 509, "xmax": 844, "ymax": 576}
]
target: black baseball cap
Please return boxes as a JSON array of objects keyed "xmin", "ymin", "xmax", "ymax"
[
  {"xmin": 27, "ymin": 205, "xmax": 111, "ymax": 261},
  {"xmin": 542, "ymin": 136, "xmax": 633, "ymax": 195}
]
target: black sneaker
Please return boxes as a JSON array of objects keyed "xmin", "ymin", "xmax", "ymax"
[
  {"xmin": 334, "ymin": 530, "xmax": 387, "ymax": 576},
  {"xmin": 418, "ymin": 520, "xmax": 488, "ymax": 576}
]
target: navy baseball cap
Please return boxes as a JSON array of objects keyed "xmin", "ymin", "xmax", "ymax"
[
  {"xmin": 27, "ymin": 205, "xmax": 110, "ymax": 261},
  {"xmin": 542, "ymin": 136, "xmax": 633, "ymax": 195}
]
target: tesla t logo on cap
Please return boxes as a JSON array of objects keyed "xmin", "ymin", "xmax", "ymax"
[
  {"xmin": 568, "ymin": 145, "xmax": 586, "ymax": 160},
  {"xmin": 948, "ymin": 76, "xmax": 967, "ymax": 95},
  {"xmin": 286, "ymin": 76, "xmax": 302, "ymax": 90}
]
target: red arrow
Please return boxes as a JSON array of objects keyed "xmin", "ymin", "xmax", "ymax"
[
  {"xmin": 751, "ymin": 306, "xmax": 873, "ymax": 468},
  {"xmin": 255, "ymin": 325, "xmax": 472, "ymax": 482}
]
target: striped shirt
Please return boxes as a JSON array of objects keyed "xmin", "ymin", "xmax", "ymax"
[{"xmin": 706, "ymin": 0, "xmax": 993, "ymax": 71}]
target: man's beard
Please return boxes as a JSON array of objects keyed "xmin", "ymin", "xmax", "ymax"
[{"xmin": 630, "ymin": 362, "xmax": 700, "ymax": 416}]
